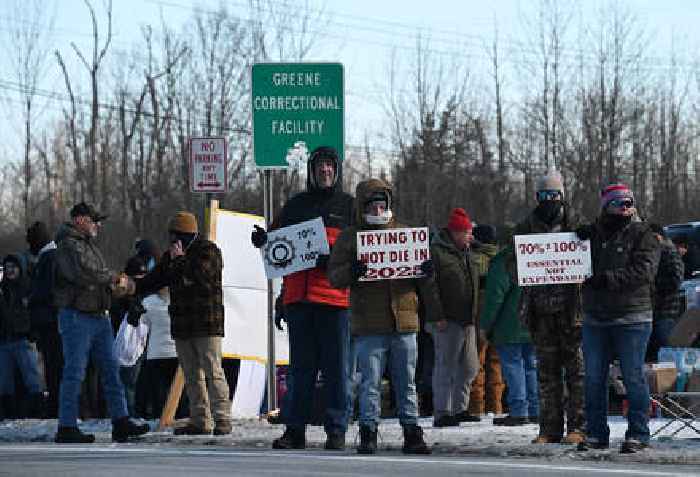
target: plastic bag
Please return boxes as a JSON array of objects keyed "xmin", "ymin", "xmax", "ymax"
[{"xmin": 114, "ymin": 317, "xmax": 149, "ymax": 366}]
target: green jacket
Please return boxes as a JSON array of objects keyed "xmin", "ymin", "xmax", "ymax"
[
  {"xmin": 479, "ymin": 249, "xmax": 531, "ymax": 346},
  {"xmin": 426, "ymin": 228, "xmax": 480, "ymax": 326},
  {"xmin": 471, "ymin": 242, "xmax": 500, "ymax": 326}
]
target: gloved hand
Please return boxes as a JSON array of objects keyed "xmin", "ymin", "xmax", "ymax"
[
  {"xmin": 351, "ymin": 260, "xmax": 368, "ymax": 281},
  {"xmin": 575, "ymin": 225, "xmax": 593, "ymax": 241},
  {"xmin": 126, "ymin": 300, "xmax": 147, "ymax": 326},
  {"xmin": 274, "ymin": 294, "xmax": 286, "ymax": 331},
  {"xmin": 315, "ymin": 254, "xmax": 330, "ymax": 271},
  {"xmin": 419, "ymin": 260, "xmax": 434, "ymax": 278},
  {"xmin": 251, "ymin": 225, "xmax": 268, "ymax": 248},
  {"xmin": 584, "ymin": 273, "xmax": 608, "ymax": 290}
]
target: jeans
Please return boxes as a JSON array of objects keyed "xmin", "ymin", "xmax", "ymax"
[
  {"xmin": 0, "ymin": 339, "xmax": 44, "ymax": 395},
  {"xmin": 119, "ymin": 354, "xmax": 143, "ymax": 417},
  {"xmin": 285, "ymin": 303, "xmax": 349, "ymax": 434},
  {"xmin": 355, "ymin": 332, "xmax": 419, "ymax": 431},
  {"xmin": 58, "ymin": 308, "xmax": 128, "ymax": 427},
  {"xmin": 496, "ymin": 343, "xmax": 539, "ymax": 417},
  {"xmin": 583, "ymin": 321, "xmax": 652, "ymax": 444},
  {"xmin": 647, "ymin": 319, "xmax": 676, "ymax": 362},
  {"xmin": 347, "ymin": 334, "xmax": 359, "ymax": 422}
]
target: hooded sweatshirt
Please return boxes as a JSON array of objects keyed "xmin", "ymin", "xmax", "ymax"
[{"xmin": 0, "ymin": 255, "xmax": 31, "ymax": 342}]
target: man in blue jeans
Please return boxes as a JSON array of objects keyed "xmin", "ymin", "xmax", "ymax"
[
  {"xmin": 53, "ymin": 202, "xmax": 149, "ymax": 443},
  {"xmin": 576, "ymin": 184, "xmax": 661, "ymax": 454}
]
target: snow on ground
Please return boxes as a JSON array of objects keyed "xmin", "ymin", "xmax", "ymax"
[{"xmin": 2, "ymin": 415, "xmax": 700, "ymax": 465}]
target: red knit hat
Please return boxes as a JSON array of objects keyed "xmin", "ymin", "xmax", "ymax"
[{"xmin": 447, "ymin": 208, "xmax": 473, "ymax": 232}]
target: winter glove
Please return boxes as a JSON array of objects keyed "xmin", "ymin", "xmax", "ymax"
[
  {"xmin": 575, "ymin": 225, "xmax": 593, "ymax": 241},
  {"xmin": 584, "ymin": 273, "xmax": 608, "ymax": 290},
  {"xmin": 251, "ymin": 225, "xmax": 268, "ymax": 248},
  {"xmin": 126, "ymin": 300, "xmax": 147, "ymax": 327},
  {"xmin": 315, "ymin": 254, "xmax": 330, "ymax": 271},
  {"xmin": 351, "ymin": 260, "xmax": 368, "ymax": 282},
  {"xmin": 274, "ymin": 294, "xmax": 286, "ymax": 331},
  {"xmin": 419, "ymin": 259, "xmax": 435, "ymax": 278}
]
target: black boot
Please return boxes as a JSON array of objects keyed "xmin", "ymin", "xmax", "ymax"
[
  {"xmin": 324, "ymin": 431, "xmax": 346, "ymax": 450},
  {"xmin": 55, "ymin": 426, "xmax": 96, "ymax": 444},
  {"xmin": 112, "ymin": 417, "xmax": 150, "ymax": 443},
  {"xmin": 402, "ymin": 424, "xmax": 431, "ymax": 455},
  {"xmin": 357, "ymin": 425, "xmax": 378, "ymax": 455},
  {"xmin": 272, "ymin": 427, "xmax": 305, "ymax": 449}
]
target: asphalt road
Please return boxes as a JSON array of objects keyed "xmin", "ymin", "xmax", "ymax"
[{"xmin": 0, "ymin": 445, "xmax": 698, "ymax": 477}]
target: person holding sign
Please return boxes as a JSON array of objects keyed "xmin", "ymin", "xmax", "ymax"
[
  {"xmin": 514, "ymin": 170, "xmax": 586, "ymax": 443},
  {"xmin": 328, "ymin": 178, "xmax": 435, "ymax": 455},
  {"xmin": 424, "ymin": 208, "xmax": 481, "ymax": 427},
  {"xmin": 575, "ymin": 184, "xmax": 661, "ymax": 454},
  {"xmin": 251, "ymin": 146, "xmax": 354, "ymax": 451}
]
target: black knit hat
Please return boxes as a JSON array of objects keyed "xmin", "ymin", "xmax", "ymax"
[
  {"xmin": 474, "ymin": 224, "xmax": 497, "ymax": 244},
  {"xmin": 27, "ymin": 221, "xmax": 51, "ymax": 249}
]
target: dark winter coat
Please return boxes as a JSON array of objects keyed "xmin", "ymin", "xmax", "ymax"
[
  {"xmin": 0, "ymin": 255, "xmax": 31, "ymax": 342},
  {"xmin": 53, "ymin": 223, "xmax": 117, "ymax": 314},
  {"xmin": 328, "ymin": 179, "xmax": 438, "ymax": 336},
  {"xmin": 28, "ymin": 243, "xmax": 58, "ymax": 327},
  {"xmin": 583, "ymin": 218, "xmax": 661, "ymax": 319},
  {"xmin": 426, "ymin": 228, "xmax": 479, "ymax": 326},
  {"xmin": 653, "ymin": 237, "xmax": 684, "ymax": 322},
  {"xmin": 136, "ymin": 238, "xmax": 224, "ymax": 339}
]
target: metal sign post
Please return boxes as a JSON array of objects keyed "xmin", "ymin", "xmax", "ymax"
[{"xmin": 263, "ymin": 169, "xmax": 276, "ymax": 412}]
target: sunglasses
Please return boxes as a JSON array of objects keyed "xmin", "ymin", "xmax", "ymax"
[
  {"xmin": 609, "ymin": 198, "xmax": 634, "ymax": 209},
  {"xmin": 536, "ymin": 190, "xmax": 562, "ymax": 202}
]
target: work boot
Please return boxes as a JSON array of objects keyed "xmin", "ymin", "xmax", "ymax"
[
  {"xmin": 619, "ymin": 438, "xmax": 649, "ymax": 454},
  {"xmin": 402, "ymin": 425, "xmax": 431, "ymax": 455},
  {"xmin": 455, "ymin": 411, "xmax": 481, "ymax": 423},
  {"xmin": 272, "ymin": 427, "xmax": 306, "ymax": 449},
  {"xmin": 213, "ymin": 422, "xmax": 232, "ymax": 436},
  {"xmin": 357, "ymin": 425, "xmax": 378, "ymax": 455},
  {"xmin": 528, "ymin": 415, "xmax": 539, "ymax": 425},
  {"xmin": 112, "ymin": 417, "xmax": 150, "ymax": 442},
  {"xmin": 174, "ymin": 424, "xmax": 212, "ymax": 436},
  {"xmin": 493, "ymin": 415, "xmax": 529, "ymax": 426},
  {"xmin": 54, "ymin": 426, "xmax": 96, "ymax": 444},
  {"xmin": 532, "ymin": 434, "xmax": 562, "ymax": 444},
  {"xmin": 433, "ymin": 415, "xmax": 459, "ymax": 428},
  {"xmin": 324, "ymin": 431, "xmax": 345, "ymax": 450},
  {"xmin": 562, "ymin": 431, "xmax": 585, "ymax": 445},
  {"xmin": 576, "ymin": 438, "xmax": 609, "ymax": 451}
]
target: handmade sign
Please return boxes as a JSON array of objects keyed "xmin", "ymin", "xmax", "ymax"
[
  {"xmin": 261, "ymin": 217, "xmax": 329, "ymax": 279},
  {"xmin": 357, "ymin": 227, "xmax": 430, "ymax": 281},
  {"xmin": 514, "ymin": 232, "xmax": 591, "ymax": 286}
]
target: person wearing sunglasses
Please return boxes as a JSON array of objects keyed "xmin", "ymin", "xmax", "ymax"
[
  {"xmin": 575, "ymin": 184, "xmax": 661, "ymax": 454},
  {"xmin": 511, "ymin": 170, "xmax": 586, "ymax": 443}
]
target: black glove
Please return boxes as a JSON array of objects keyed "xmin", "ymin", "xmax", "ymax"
[
  {"xmin": 316, "ymin": 254, "xmax": 330, "ymax": 271},
  {"xmin": 274, "ymin": 294, "xmax": 286, "ymax": 331},
  {"xmin": 126, "ymin": 300, "xmax": 147, "ymax": 326},
  {"xmin": 351, "ymin": 260, "xmax": 368, "ymax": 281},
  {"xmin": 575, "ymin": 225, "xmax": 593, "ymax": 241},
  {"xmin": 584, "ymin": 273, "xmax": 608, "ymax": 290},
  {"xmin": 420, "ymin": 260, "xmax": 434, "ymax": 278},
  {"xmin": 251, "ymin": 225, "xmax": 268, "ymax": 248}
]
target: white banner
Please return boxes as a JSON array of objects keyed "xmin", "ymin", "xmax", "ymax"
[
  {"xmin": 514, "ymin": 232, "xmax": 592, "ymax": 286},
  {"xmin": 357, "ymin": 227, "xmax": 430, "ymax": 281},
  {"xmin": 261, "ymin": 217, "xmax": 329, "ymax": 279}
]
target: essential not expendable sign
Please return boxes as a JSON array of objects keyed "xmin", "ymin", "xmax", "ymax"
[
  {"xmin": 514, "ymin": 232, "xmax": 592, "ymax": 286},
  {"xmin": 261, "ymin": 217, "xmax": 329, "ymax": 279},
  {"xmin": 252, "ymin": 63, "xmax": 344, "ymax": 169},
  {"xmin": 357, "ymin": 227, "xmax": 430, "ymax": 281}
]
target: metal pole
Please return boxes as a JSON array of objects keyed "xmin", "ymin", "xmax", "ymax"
[{"xmin": 264, "ymin": 169, "xmax": 277, "ymax": 412}]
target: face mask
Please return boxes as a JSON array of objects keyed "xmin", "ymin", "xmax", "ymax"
[
  {"xmin": 146, "ymin": 257, "xmax": 156, "ymax": 272},
  {"xmin": 535, "ymin": 201, "xmax": 563, "ymax": 225},
  {"xmin": 364, "ymin": 210, "xmax": 393, "ymax": 225},
  {"xmin": 603, "ymin": 213, "xmax": 632, "ymax": 229}
]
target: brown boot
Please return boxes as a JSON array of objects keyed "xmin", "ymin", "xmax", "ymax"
[
  {"xmin": 532, "ymin": 435, "xmax": 562, "ymax": 444},
  {"xmin": 562, "ymin": 431, "xmax": 585, "ymax": 445}
]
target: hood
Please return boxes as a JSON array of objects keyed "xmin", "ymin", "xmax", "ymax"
[
  {"xmin": 355, "ymin": 178, "xmax": 393, "ymax": 227},
  {"xmin": 2, "ymin": 253, "xmax": 27, "ymax": 279},
  {"xmin": 306, "ymin": 146, "xmax": 344, "ymax": 194}
]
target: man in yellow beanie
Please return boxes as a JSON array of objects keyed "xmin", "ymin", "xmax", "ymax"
[{"xmin": 133, "ymin": 211, "xmax": 231, "ymax": 436}]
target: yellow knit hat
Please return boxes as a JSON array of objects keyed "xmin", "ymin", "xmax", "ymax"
[{"xmin": 169, "ymin": 211, "xmax": 198, "ymax": 234}]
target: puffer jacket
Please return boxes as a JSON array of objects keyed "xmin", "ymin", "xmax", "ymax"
[
  {"xmin": 583, "ymin": 217, "xmax": 661, "ymax": 319},
  {"xmin": 53, "ymin": 223, "xmax": 116, "ymax": 314},
  {"xmin": 653, "ymin": 237, "xmax": 685, "ymax": 322},
  {"xmin": 328, "ymin": 179, "xmax": 438, "ymax": 336},
  {"xmin": 0, "ymin": 255, "xmax": 31, "ymax": 342},
  {"xmin": 136, "ymin": 238, "xmax": 224, "ymax": 339},
  {"xmin": 514, "ymin": 205, "xmax": 582, "ymax": 321},
  {"xmin": 426, "ymin": 228, "xmax": 479, "ymax": 326}
]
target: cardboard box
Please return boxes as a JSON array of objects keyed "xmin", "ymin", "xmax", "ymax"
[{"xmin": 646, "ymin": 363, "xmax": 677, "ymax": 393}]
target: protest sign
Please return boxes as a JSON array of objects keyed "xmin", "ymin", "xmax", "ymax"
[
  {"xmin": 514, "ymin": 232, "xmax": 592, "ymax": 286},
  {"xmin": 357, "ymin": 227, "xmax": 430, "ymax": 281},
  {"xmin": 261, "ymin": 217, "xmax": 329, "ymax": 279}
]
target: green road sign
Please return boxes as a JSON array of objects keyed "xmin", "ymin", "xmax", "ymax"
[{"xmin": 252, "ymin": 63, "xmax": 344, "ymax": 169}]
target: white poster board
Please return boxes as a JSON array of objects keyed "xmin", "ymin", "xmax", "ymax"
[
  {"xmin": 214, "ymin": 210, "xmax": 288, "ymax": 364},
  {"xmin": 261, "ymin": 217, "xmax": 329, "ymax": 279},
  {"xmin": 356, "ymin": 227, "xmax": 430, "ymax": 281},
  {"xmin": 514, "ymin": 232, "xmax": 592, "ymax": 286}
]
